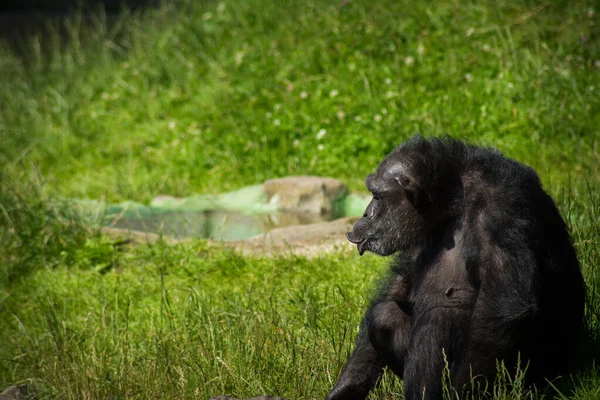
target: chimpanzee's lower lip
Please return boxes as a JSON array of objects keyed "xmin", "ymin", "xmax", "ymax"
[
  {"xmin": 346, "ymin": 232, "xmax": 369, "ymax": 256},
  {"xmin": 357, "ymin": 240, "xmax": 367, "ymax": 256}
]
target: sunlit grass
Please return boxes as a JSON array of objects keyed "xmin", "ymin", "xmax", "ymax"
[
  {"xmin": 1, "ymin": 0, "xmax": 598, "ymax": 202},
  {"xmin": 0, "ymin": 0, "xmax": 599, "ymax": 398}
]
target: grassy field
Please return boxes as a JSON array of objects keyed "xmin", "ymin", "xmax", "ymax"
[{"xmin": 0, "ymin": 0, "xmax": 599, "ymax": 398}]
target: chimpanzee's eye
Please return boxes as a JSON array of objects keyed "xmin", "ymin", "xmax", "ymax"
[{"xmin": 397, "ymin": 175, "xmax": 410, "ymax": 188}]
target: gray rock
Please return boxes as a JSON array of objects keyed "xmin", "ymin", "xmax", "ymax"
[
  {"xmin": 229, "ymin": 216, "xmax": 358, "ymax": 258},
  {"xmin": 210, "ymin": 396, "xmax": 288, "ymax": 400},
  {"xmin": 263, "ymin": 176, "xmax": 347, "ymax": 215},
  {"xmin": 0, "ymin": 384, "xmax": 31, "ymax": 400}
]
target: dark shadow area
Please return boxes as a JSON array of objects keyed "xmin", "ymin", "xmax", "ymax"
[
  {"xmin": 0, "ymin": 0, "xmax": 158, "ymax": 11},
  {"xmin": 0, "ymin": 0, "xmax": 161, "ymax": 58}
]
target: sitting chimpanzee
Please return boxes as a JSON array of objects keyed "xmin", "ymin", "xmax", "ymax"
[{"xmin": 327, "ymin": 136, "xmax": 585, "ymax": 400}]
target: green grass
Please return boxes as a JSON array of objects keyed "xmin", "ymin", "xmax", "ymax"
[
  {"xmin": 0, "ymin": 241, "xmax": 385, "ymax": 398},
  {"xmin": 1, "ymin": 0, "xmax": 599, "ymax": 202},
  {"xmin": 0, "ymin": 0, "xmax": 599, "ymax": 398}
]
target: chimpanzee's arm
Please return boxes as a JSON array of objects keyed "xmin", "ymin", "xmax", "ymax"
[{"xmin": 325, "ymin": 325, "xmax": 385, "ymax": 400}]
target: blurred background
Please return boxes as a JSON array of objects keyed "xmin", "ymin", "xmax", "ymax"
[{"xmin": 0, "ymin": 1, "xmax": 599, "ymax": 399}]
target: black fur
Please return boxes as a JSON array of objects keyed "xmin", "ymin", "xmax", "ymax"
[{"xmin": 331, "ymin": 136, "xmax": 585, "ymax": 400}]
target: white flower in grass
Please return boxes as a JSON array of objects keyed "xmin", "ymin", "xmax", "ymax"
[
  {"xmin": 405, "ymin": 56, "xmax": 415, "ymax": 66},
  {"xmin": 168, "ymin": 121, "xmax": 176, "ymax": 130},
  {"xmin": 235, "ymin": 51, "xmax": 244, "ymax": 66},
  {"xmin": 293, "ymin": 139, "xmax": 300, "ymax": 148},
  {"xmin": 482, "ymin": 44, "xmax": 490, "ymax": 52},
  {"xmin": 316, "ymin": 129, "xmax": 327, "ymax": 140},
  {"xmin": 273, "ymin": 119, "xmax": 281, "ymax": 126},
  {"xmin": 594, "ymin": 60, "xmax": 600, "ymax": 68},
  {"xmin": 385, "ymin": 77, "xmax": 392, "ymax": 84},
  {"xmin": 354, "ymin": 115, "xmax": 362, "ymax": 121},
  {"xmin": 317, "ymin": 144, "xmax": 325, "ymax": 151},
  {"xmin": 266, "ymin": 112, "xmax": 272, "ymax": 118},
  {"xmin": 329, "ymin": 89, "xmax": 339, "ymax": 98},
  {"xmin": 337, "ymin": 110, "xmax": 346, "ymax": 119},
  {"xmin": 374, "ymin": 114, "xmax": 382, "ymax": 122},
  {"xmin": 381, "ymin": 108, "xmax": 388, "ymax": 115},
  {"xmin": 466, "ymin": 28, "xmax": 475, "ymax": 37},
  {"xmin": 101, "ymin": 92, "xmax": 110, "ymax": 100},
  {"xmin": 287, "ymin": 83, "xmax": 295, "ymax": 92},
  {"xmin": 465, "ymin": 73, "xmax": 473, "ymax": 83},
  {"xmin": 417, "ymin": 44, "xmax": 425, "ymax": 55},
  {"xmin": 507, "ymin": 82, "xmax": 514, "ymax": 89},
  {"xmin": 300, "ymin": 91, "xmax": 308, "ymax": 99}
]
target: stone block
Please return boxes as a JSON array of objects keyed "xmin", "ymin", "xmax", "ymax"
[{"xmin": 262, "ymin": 176, "xmax": 347, "ymax": 215}]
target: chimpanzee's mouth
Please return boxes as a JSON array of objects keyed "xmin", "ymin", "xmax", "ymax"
[{"xmin": 346, "ymin": 233, "xmax": 370, "ymax": 256}]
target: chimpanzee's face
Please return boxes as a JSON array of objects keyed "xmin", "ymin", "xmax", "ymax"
[{"xmin": 346, "ymin": 153, "xmax": 428, "ymax": 256}]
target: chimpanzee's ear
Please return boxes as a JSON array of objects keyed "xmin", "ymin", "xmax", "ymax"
[{"xmin": 395, "ymin": 174, "xmax": 424, "ymax": 206}]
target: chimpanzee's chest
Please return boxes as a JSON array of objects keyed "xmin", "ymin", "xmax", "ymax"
[{"xmin": 409, "ymin": 246, "xmax": 478, "ymax": 315}]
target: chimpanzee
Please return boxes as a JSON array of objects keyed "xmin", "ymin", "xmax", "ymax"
[{"xmin": 327, "ymin": 136, "xmax": 585, "ymax": 400}]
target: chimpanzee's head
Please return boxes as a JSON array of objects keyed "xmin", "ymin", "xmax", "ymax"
[{"xmin": 346, "ymin": 136, "xmax": 457, "ymax": 256}]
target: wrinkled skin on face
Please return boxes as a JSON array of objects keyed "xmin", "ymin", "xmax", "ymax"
[{"xmin": 346, "ymin": 153, "xmax": 429, "ymax": 256}]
